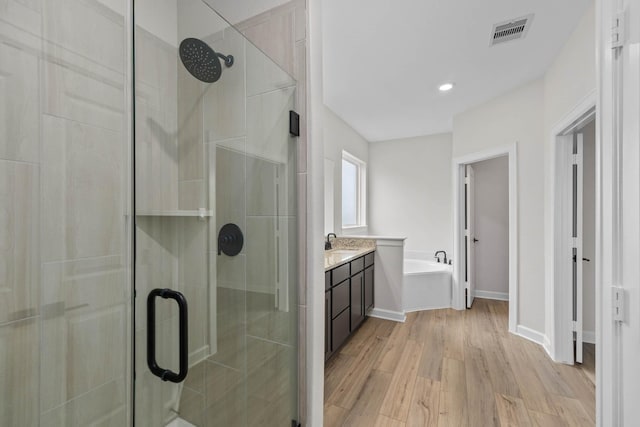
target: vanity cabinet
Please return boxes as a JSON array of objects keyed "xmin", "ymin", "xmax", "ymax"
[{"xmin": 324, "ymin": 252, "xmax": 375, "ymax": 361}]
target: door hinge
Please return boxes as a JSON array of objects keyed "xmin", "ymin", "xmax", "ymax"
[
  {"xmin": 613, "ymin": 287, "xmax": 624, "ymax": 322},
  {"xmin": 465, "ymin": 177, "xmax": 470, "ymax": 184},
  {"xmin": 612, "ymin": 11, "xmax": 626, "ymax": 49},
  {"xmin": 572, "ymin": 320, "xmax": 578, "ymax": 332}
]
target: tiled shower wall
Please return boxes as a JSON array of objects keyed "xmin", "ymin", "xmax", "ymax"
[{"xmin": 0, "ymin": 0, "xmax": 131, "ymax": 425}]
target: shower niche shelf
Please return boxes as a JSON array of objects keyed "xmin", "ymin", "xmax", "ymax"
[{"xmin": 136, "ymin": 209, "xmax": 212, "ymax": 219}]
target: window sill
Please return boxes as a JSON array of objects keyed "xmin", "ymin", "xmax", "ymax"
[{"xmin": 342, "ymin": 225, "xmax": 368, "ymax": 230}]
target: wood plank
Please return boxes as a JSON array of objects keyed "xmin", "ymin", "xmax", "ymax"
[
  {"xmin": 521, "ymin": 339, "xmax": 575, "ymax": 398},
  {"xmin": 380, "ymin": 339, "xmax": 424, "ymax": 421},
  {"xmin": 437, "ymin": 358, "xmax": 468, "ymax": 427},
  {"xmin": 324, "ymin": 352, "xmax": 356, "ymax": 400},
  {"xmin": 417, "ymin": 309, "xmax": 445, "ymax": 381},
  {"xmin": 527, "ymin": 410, "xmax": 567, "ymax": 427},
  {"xmin": 554, "ymin": 362, "xmax": 596, "ymax": 421},
  {"xmin": 407, "ymin": 377, "xmax": 440, "ymax": 427},
  {"xmin": 481, "ymin": 332, "xmax": 521, "ymax": 398},
  {"xmin": 550, "ymin": 395, "xmax": 593, "ymax": 426},
  {"xmin": 375, "ymin": 315, "xmax": 416, "ymax": 373},
  {"xmin": 464, "ymin": 346, "xmax": 499, "ymax": 425},
  {"xmin": 324, "ymin": 404, "xmax": 347, "ymax": 427},
  {"xmin": 340, "ymin": 317, "xmax": 382, "ymax": 357},
  {"xmin": 342, "ymin": 370, "xmax": 393, "ymax": 427},
  {"xmin": 409, "ymin": 310, "xmax": 432, "ymax": 342},
  {"xmin": 375, "ymin": 414, "xmax": 406, "ymax": 427},
  {"xmin": 501, "ymin": 334, "xmax": 558, "ymax": 415},
  {"xmin": 495, "ymin": 393, "xmax": 532, "ymax": 427},
  {"xmin": 443, "ymin": 310, "xmax": 464, "ymax": 361},
  {"xmin": 327, "ymin": 334, "xmax": 388, "ymax": 409}
]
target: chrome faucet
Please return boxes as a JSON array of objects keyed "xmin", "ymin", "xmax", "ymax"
[
  {"xmin": 325, "ymin": 233, "xmax": 337, "ymax": 250},
  {"xmin": 435, "ymin": 250, "xmax": 447, "ymax": 264}
]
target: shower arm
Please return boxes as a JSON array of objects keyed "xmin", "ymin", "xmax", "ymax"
[{"xmin": 216, "ymin": 52, "xmax": 234, "ymax": 67}]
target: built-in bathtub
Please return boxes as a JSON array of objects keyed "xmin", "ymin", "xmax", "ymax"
[{"xmin": 403, "ymin": 259, "xmax": 452, "ymax": 312}]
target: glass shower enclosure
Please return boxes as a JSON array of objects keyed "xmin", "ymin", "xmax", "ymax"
[
  {"xmin": 134, "ymin": 0, "xmax": 299, "ymax": 425},
  {"xmin": 0, "ymin": 0, "xmax": 299, "ymax": 425}
]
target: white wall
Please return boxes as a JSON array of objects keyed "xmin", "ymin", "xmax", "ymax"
[
  {"xmin": 323, "ymin": 106, "xmax": 370, "ymax": 234},
  {"xmin": 368, "ymin": 133, "xmax": 453, "ymax": 259},
  {"xmin": 453, "ymin": 78, "xmax": 545, "ymax": 333},
  {"xmin": 472, "ymin": 156, "xmax": 509, "ymax": 297},
  {"xmin": 582, "ymin": 120, "xmax": 596, "ymax": 340}
]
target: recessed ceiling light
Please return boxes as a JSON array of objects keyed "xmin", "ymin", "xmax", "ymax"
[{"xmin": 439, "ymin": 83, "xmax": 454, "ymax": 92}]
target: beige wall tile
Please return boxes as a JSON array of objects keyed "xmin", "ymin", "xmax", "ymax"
[
  {"xmin": 0, "ymin": 43, "xmax": 39, "ymax": 162},
  {"xmin": 203, "ymin": 27, "xmax": 247, "ymax": 142},
  {"xmin": 40, "ymin": 305, "xmax": 126, "ymax": 411},
  {"xmin": 242, "ymin": 10, "xmax": 294, "ymax": 76},
  {"xmin": 40, "ymin": 378, "xmax": 126, "ymax": 427},
  {"xmin": 0, "ymin": 317, "xmax": 39, "ymax": 427},
  {"xmin": 43, "ymin": 0, "xmax": 124, "ymax": 72},
  {"xmin": 215, "ymin": 147, "xmax": 246, "ymax": 234},
  {"xmin": 0, "ymin": 161, "xmax": 38, "ymax": 323},
  {"xmin": 179, "ymin": 179, "xmax": 206, "ymax": 210},
  {"xmin": 0, "ymin": 0, "xmax": 42, "ymax": 37},
  {"xmin": 42, "ymin": 60, "xmax": 125, "ymax": 133},
  {"xmin": 247, "ymin": 156, "xmax": 277, "ymax": 216},
  {"xmin": 245, "ymin": 216, "xmax": 276, "ymax": 294},
  {"xmin": 42, "ymin": 116, "xmax": 124, "ymax": 262},
  {"xmin": 246, "ymin": 87, "xmax": 295, "ymax": 164}
]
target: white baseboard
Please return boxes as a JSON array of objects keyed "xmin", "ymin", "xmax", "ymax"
[
  {"xmin": 515, "ymin": 325, "xmax": 547, "ymax": 346},
  {"xmin": 474, "ymin": 290, "xmax": 509, "ymax": 301},
  {"xmin": 543, "ymin": 335, "xmax": 554, "ymax": 359},
  {"xmin": 369, "ymin": 307, "xmax": 406, "ymax": 323},
  {"xmin": 405, "ymin": 303, "xmax": 451, "ymax": 313},
  {"xmin": 583, "ymin": 330, "xmax": 596, "ymax": 344}
]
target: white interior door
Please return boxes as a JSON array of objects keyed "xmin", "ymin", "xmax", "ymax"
[
  {"xmin": 572, "ymin": 134, "xmax": 584, "ymax": 363},
  {"xmin": 466, "ymin": 165, "xmax": 476, "ymax": 308}
]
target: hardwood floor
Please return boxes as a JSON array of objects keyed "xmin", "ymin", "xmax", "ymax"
[{"xmin": 323, "ymin": 299, "xmax": 595, "ymax": 426}]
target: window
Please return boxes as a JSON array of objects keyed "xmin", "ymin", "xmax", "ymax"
[{"xmin": 341, "ymin": 151, "xmax": 366, "ymax": 228}]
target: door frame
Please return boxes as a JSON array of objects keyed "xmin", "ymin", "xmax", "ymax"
[
  {"xmin": 452, "ymin": 143, "xmax": 518, "ymax": 334},
  {"xmin": 546, "ymin": 92, "xmax": 596, "ymax": 364}
]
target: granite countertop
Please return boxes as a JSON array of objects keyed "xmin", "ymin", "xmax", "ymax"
[{"xmin": 324, "ymin": 247, "xmax": 375, "ymax": 271}]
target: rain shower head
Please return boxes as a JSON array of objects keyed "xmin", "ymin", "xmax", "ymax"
[{"xmin": 179, "ymin": 37, "xmax": 234, "ymax": 83}]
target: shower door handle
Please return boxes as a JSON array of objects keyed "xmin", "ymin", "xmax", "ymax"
[{"xmin": 147, "ymin": 288, "xmax": 189, "ymax": 383}]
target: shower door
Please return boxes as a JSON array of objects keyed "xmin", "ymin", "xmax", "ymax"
[{"xmin": 134, "ymin": 1, "xmax": 299, "ymax": 425}]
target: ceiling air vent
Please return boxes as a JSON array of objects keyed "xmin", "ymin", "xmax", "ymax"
[{"xmin": 490, "ymin": 14, "xmax": 534, "ymax": 46}]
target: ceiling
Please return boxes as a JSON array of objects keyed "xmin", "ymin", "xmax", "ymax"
[{"xmin": 322, "ymin": 0, "xmax": 592, "ymax": 142}]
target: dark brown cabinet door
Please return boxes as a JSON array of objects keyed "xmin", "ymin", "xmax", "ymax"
[
  {"xmin": 364, "ymin": 266, "xmax": 374, "ymax": 311},
  {"xmin": 351, "ymin": 272, "xmax": 364, "ymax": 330},
  {"xmin": 325, "ymin": 290, "xmax": 332, "ymax": 360},
  {"xmin": 332, "ymin": 280, "xmax": 350, "ymax": 318},
  {"xmin": 332, "ymin": 308, "xmax": 350, "ymax": 351}
]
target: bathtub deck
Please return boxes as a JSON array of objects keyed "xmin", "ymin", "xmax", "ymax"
[{"xmin": 324, "ymin": 298, "xmax": 595, "ymax": 426}]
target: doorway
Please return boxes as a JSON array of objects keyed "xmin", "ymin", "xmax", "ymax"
[
  {"xmin": 453, "ymin": 144, "xmax": 518, "ymax": 333},
  {"xmin": 465, "ymin": 156, "xmax": 510, "ymax": 308},
  {"xmin": 552, "ymin": 112, "xmax": 596, "ymax": 366}
]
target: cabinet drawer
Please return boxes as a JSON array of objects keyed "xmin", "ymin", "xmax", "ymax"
[
  {"xmin": 351, "ymin": 256, "xmax": 365, "ymax": 274},
  {"xmin": 332, "ymin": 263, "xmax": 350, "ymax": 287},
  {"xmin": 332, "ymin": 308, "xmax": 350, "ymax": 352},
  {"xmin": 325, "ymin": 271, "xmax": 331, "ymax": 290},
  {"xmin": 331, "ymin": 280, "xmax": 350, "ymax": 318},
  {"xmin": 364, "ymin": 252, "xmax": 375, "ymax": 267}
]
